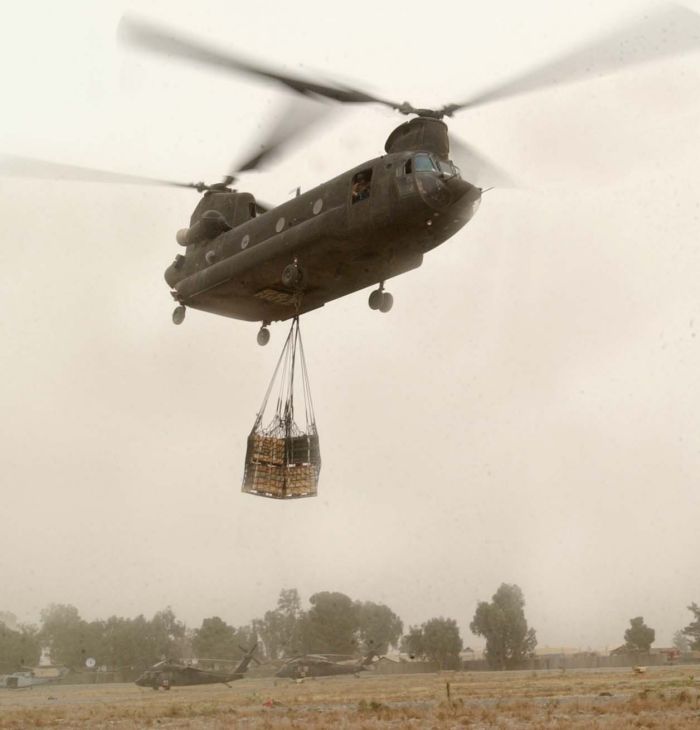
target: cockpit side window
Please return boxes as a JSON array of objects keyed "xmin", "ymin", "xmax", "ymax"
[
  {"xmin": 351, "ymin": 169, "xmax": 372, "ymax": 203},
  {"xmin": 437, "ymin": 160, "xmax": 460, "ymax": 178},
  {"xmin": 404, "ymin": 158, "xmax": 413, "ymax": 175}
]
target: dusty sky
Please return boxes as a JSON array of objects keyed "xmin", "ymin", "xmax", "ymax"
[{"xmin": 1, "ymin": 0, "xmax": 698, "ymax": 652}]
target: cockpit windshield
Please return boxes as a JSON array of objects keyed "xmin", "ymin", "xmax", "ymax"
[
  {"xmin": 413, "ymin": 154, "xmax": 460, "ymax": 178},
  {"xmin": 414, "ymin": 154, "xmax": 437, "ymax": 172}
]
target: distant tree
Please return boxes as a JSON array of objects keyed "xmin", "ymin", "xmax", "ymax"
[
  {"xmin": 142, "ymin": 607, "xmax": 186, "ymax": 662},
  {"xmin": 39, "ymin": 606, "xmax": 188, "ymax": 671},
  {"xmin": 624, "ymin": 617, "xmax": 655, "ymax": 652},
  {"xmin": 400, "ymin": 625, "xmax": 425, "ymax": 659},
  {"xmin": 0, "ymin": 611, "xmax": 18, "ymax": 631},
  {"xmin": 234, "ymin": 623, "xmax": 259, "ymax": 655},
  {"xmin": 127, "ymin": 615, "xmax": 154, "ymax": 669},
  {"xmin": 12, "ymin": 606, "xmax": 194, "ymax": 673},
  {"xmin": 355, "ymin": 601, "xmax": 403, "ymax": 655},
  {"xmin": 400, "ymin": 619, "xmax": 462, "ymax": 668},
  {"xmin": 277, "ymin": 588, "xmax": 303, "ymax": 655},
  {"xmin": 682, "ymin": 603, "xmax": 700, "ymax": 650},
  {"xmin": 422, "ymin": 618, "xmax": 463, "ymax": 669},
  {"xmin": 100, "ymin": 615, "xmax": 142, "ymax": 669},
  {"xmin": 82, "ymin": 620, "xmax": 108, "ymax": 666},
  {"xmin": 252, "ymin": 614, "xmax": 280, "ymax": 661},
  {"xmin": 673, "ymin": 630, "xmax": 691, "ymax": 653},
  {"xmin": 193, "ymin": 617, "xmax": 238, "ymax": 659},
  {"xmin": 302, "ymin": 591, "xmax": 359, "ymax": 654},
  {"xmin": 277, "ymin": 588, "xmax": 302, "ymax": 616},
  {"xmin": 177, "ymin": 627, "xmax": 196, "ymax": 663},
  {"xmin": 253, "ymin": 588, "xmax": 304, "ymax": 660},
  {"xmin": 470, "ymin": 584, "xmax": 537, "ymax": 670},
  {"xmin": 0, "ymin": 623, "xmax": 41, "ymax": 671},
  {"xmin": 39, "ymin": 604, "xmax": 97, "ymax": 668}
]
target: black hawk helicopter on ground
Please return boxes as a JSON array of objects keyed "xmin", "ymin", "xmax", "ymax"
[
  {"xmin": 275, "ymin": 649, "xmax": 377, "ymax": 680},
  {"xmin": 1, "ymin": 7, "xmax": 698, "ymax": 345},
  {"xmin": 135, "ymin": 643, "xmax": 258, "ymax": 690}
]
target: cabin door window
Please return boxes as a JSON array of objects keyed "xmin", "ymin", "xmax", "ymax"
[{"xmin": 351, "ymin": 169, "xmax": 372, "ymax": 203}]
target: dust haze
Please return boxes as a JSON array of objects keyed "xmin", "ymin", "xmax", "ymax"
[{"xmin": 1, "ymin": 0, "xmax": 699, "ymax": 654}]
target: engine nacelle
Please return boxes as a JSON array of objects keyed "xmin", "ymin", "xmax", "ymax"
[{"xmin": 177, "ymin": 210, "xmax": 231, "ymax": 245}]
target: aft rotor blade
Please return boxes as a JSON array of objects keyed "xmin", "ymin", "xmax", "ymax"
[
  {"xmin": 441, "ymin": 4, "xmax": 700, "ymax": 116},
  {"xmin": 450, "ymin": 136, "xmax": 517, "ymax": 189},
  {"xmin": 119, "ymin": 16, "xmax": 402, "ymax": 110},
  {"xmin": 0, "ymin": 154, "xmax": 205, "ymax": 190},
  {"xmin": 230, "ymin": 98, "xmax": 333, "ymax": 177},
  {"xmin": 255, "ymin": 201, "xmax": 276, "ymax": 214}
]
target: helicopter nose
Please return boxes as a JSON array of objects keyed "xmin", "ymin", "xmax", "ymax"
[
  {"xmin": 448, "ymin": 179, "xmax": 481, "ymax": 224},
  {"xmin": 421, "ymin": 178, "xmax": 481, "ymax": 246},
  {"xmin": 416, "ymin": 173, "xmax": 477, "ymax": 212},
  {"xmin": 444, "ymin": 175, "xmax": 478, "ymax": 204}
]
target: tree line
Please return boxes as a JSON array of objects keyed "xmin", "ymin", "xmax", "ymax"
[{"xmin": 2, "ymin": 588, "xmax": 699, "ymax": 673}]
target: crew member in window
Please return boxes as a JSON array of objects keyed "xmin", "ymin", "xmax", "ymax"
[{"xmin": 352, "ymin": 173, "xmax": 371, "ymax": 202}]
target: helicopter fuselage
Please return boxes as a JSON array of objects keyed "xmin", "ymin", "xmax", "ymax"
[
  {"xmin": 165, "ymin": 146, "xmax": 481, "ymax": 323},
  {"xmin": 135, "ymin": 665, "xmax": 244, "ymax": 688}
]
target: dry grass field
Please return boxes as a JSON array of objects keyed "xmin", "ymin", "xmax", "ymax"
[{"xmin": 1, "ymin": 665, "xmax": 699, "ymax": 728}]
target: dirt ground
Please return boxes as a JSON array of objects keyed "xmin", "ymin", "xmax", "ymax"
[{"xmin": 1, "ymin": 664, "xmax": 699, "ymax": 728}]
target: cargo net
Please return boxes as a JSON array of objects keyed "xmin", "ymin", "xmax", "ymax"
[{"xmin": 242, "ymin": 317, "xmax": 320, "ymax": 499}]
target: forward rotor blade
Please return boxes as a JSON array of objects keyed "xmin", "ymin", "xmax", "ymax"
[
  {"xmin": 0, "ymin": 154, "xmax": 204, "ymax": 190},
  {"xmin": 119, "ymin": 16, "xmax": 402, "ymax": 110},
  {"xmin": 441, "ymin": 4, "xmax": 700, "ymax": 116},
  {"xmin": 450, "ymin": 136, "xmax": 517, "ymax": 189}
]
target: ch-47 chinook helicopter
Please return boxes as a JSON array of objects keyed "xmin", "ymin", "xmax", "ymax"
[{"xmin": 2, "ymin": 8, "xmax": 698, "ymax": 346}]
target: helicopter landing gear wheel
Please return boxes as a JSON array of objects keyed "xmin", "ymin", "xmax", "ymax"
[
  {"xmin": 369, "ymin": 283, "xmax": 393, "ymax": 313},
  {"xmin": 172, "ymin": 305, "xmax": 186, "ymax": 325},
  {"xmin": 257, "ymin": 325, "xmax": 271, "ymax": 346},
  {"xmin": 282, "ymin": 262, "xmax": 306, "ymax": 289}
]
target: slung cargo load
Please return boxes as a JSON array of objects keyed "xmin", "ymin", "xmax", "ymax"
[{"xmin": 242, "ymin": 317, "xmax": 320, "ymax": 499}]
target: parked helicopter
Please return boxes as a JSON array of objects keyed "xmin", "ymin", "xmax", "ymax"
[
  {"xmin": 135, "ymin": 643, "xmax": 258, "ymax": 690},
  {"xmin": 1, "ymin": 7, "xmax": 698, "ymax": 346},
  {"xmin": 0, "ymin": 665, "xmax": 69, "ymax": 689},
  {"xmin": 275, "ymin": 649, "xmax": 377, "ymax": 680}
]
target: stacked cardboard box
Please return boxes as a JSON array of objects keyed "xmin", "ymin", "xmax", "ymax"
[{"xmin": 242, "ymin": 431, "xmax": 320, "ymax": 499}]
